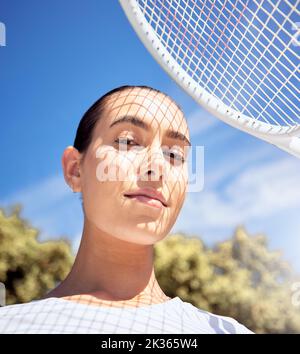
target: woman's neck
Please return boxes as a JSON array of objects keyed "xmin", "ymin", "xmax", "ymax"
[{"xmin": 43, "ymin": 222, "xmax": 169, "ymax": 307}]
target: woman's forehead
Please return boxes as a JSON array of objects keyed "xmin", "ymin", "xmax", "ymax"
[{"xmin": 102, "ymin": 88, "xmax": 188, "ymax": 133}]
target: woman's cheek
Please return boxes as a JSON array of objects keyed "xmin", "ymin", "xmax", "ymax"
[
  {"xmin": 95, "ymin": 145, "xmax": 114, "ymax": 182},
  {"xmin": 95, "ymin": 146, "xmax": 145, "ymax": 182},
  {"xmin": 167, "ymin": 162, "xmax": 188, "ymax": 186}
]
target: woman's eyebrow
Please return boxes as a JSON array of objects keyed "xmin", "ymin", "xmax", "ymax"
[{"xmin": 109, "ymin": 115, "xmax": 191, "ymax": 146}]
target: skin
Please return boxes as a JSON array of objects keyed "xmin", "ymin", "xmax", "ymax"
[{"xmin": 43, "ymin": 87, "xmax": 190, "ymax": 308}]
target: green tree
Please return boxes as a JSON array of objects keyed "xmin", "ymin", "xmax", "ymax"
[
  {"xmin": 0, "ymin": 206, "xmax": 73, "ymax": 305},
  {"xmin": 154, "ymin": 227, "xmax": 300, "ymax": 334}
]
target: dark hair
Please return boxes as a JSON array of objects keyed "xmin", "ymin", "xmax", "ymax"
[{"xmin": 73, "ymin": 85, "xmax": 182, "ymax": 159}]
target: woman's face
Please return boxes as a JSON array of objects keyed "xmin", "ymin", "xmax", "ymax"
[{"xmin": 73, "ymin": 88, "xmax": 190, "ymax": 245}]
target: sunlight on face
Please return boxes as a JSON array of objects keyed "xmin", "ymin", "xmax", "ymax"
[{"xmin": 79, "ymin": 87, "xmax": 190, "ymax": 245}]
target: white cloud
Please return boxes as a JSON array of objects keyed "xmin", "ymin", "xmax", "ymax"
[
  {"xmin": 1, "ymin": 173, "xmax": 70, "ymax": 215},
  {"xmin": 178, "ymin": 156, "xmax": 300, "ymax": 231},
  {"xmin": 186, "ymin": 108, "xmax": 220, "ymax": 137},
  {"xmin": 224, "ymin": 158, "xmax": 300, "ymax": 219},
  {"xmin": 204, "ymin": 142, "xmax": 274, "ymax": 188},
  {"xmin": 0, "ymin": 173, "xmax": 82, "ymax": 241}
]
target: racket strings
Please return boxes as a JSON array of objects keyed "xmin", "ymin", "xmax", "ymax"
[
  {"xmin": 162, "ymin": 0, "xmax": 299, "ymax": 122},
  {"xmin": 146, "ymin": 0, "xmax": 299, "ymax": 89},
  {"xmin": 200, "ymin": 0, "xmax": 299, "ymax": 125},
  {"xmin": 138, "ymin": 0, "xmax": 300, "ymax": 128},
  {"xmin": 156, "ymin": 0, "xmax": 298, "ymax": 123},
  {"xmin": 225, "ymin": 0, "xmax": 299, "ymax": 95},
  {"xmin": 141, "ymin": 0, "xmax": 286, "ymax": 125},
  {"xmin": 218, "ymin": 1, "xmax": 298, "ymax": 122}
]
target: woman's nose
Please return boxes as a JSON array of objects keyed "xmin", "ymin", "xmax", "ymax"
[{"xmin": 138, "ymin": 146, "xmax": 166, "ymax": 181}]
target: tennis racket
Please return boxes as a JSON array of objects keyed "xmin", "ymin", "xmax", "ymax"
[{"xmin": 119, "ymin": 0, "xmax": 300, "ymax": 158}]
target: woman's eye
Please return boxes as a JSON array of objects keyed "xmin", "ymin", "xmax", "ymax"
[
  {"xmin": 114, "ymin": 137, "xmax": 137, "ymax": 146},
  {"xmin": 164, "ymin": 150, "xmax": 185, "ymax": 163}
]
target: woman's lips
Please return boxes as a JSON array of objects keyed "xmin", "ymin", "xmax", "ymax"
[{"xmin": 124, "ymin": 194, "xmax": 164, "ymax": 209}]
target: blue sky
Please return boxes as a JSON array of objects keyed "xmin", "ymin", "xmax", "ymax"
[{"xmin": 1, "ymin": 0, "xmax": 300, "ymax": 272}]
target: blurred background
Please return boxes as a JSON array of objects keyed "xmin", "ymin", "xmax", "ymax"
[{"xmin": 0, "ymin": 0, "xmax": 299, "ymax": 333}]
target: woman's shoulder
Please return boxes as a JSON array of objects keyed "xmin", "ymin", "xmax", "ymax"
[
  {"xmin": 0, "ymin": 296, "xmax": 254, "ymax": 334},
  {"xmin": 0, "ymin": 298, "xmax": 55, "ymax": 316},
  {"xmin": 178, "ymin": 298, "xmax": 254, "ymax": 334}
]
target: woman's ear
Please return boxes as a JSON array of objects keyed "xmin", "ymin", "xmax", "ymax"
[{"xmin": 62, "ymin": 146, "xmax": 82, "ymax": 193}]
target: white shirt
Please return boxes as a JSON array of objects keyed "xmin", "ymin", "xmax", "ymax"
[{"xmin": 0, "ymin": 296, "xmax": 253, "ymax": 334}]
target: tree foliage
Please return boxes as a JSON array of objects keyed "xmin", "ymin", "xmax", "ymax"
[
  {"xmin": 154, "ymin": 227, "xmax": 300, "ymax": 334},
  {"xmin": 0, "ymin": 206, "xmax": 73, "ymax": 305}
]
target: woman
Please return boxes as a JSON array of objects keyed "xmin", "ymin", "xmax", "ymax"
[{"xmin": 0, "ymin": 85, "xmax": 253, "ymax": 333}]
